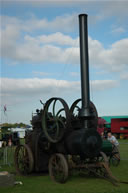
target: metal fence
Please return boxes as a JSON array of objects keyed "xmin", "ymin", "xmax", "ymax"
[{"xmin": 0, "ymin": 146, "xmax": 15, "ymax": 167}]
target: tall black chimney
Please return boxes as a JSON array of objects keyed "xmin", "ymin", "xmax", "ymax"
[{"xmin": 79, "ymin": 14, "xmax": 92, "ymax": 124}]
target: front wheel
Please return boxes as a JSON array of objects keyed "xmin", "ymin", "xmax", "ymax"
[{"xmin": 49, "ymin": 153, "xmax": 68, "ymax": 183}]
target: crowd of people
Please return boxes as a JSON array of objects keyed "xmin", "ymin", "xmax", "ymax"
[{"xmin": 0, "ymin": 139, "xmax": 12, "ymax": 148}]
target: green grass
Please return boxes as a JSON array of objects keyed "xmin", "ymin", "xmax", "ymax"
[
  {"xmin": 0, "ymin": 140, "xmax": 128, "ymax": 193},
  {"xmin": 118, "ymin": 139, "xmax": 128, "ymax": 160}
]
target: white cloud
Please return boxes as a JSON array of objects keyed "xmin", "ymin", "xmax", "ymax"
[
  {"xmin": 0, "ymin": 14, "xmax": 79, "ymax": 64},
  {"xmin": 100, "ymin": 39, "xmax": 128, "ymax": 71},
  {"xmin": 120, "ymin": 72, "xmax": 128, "ymax": 80},
  {"xmin": 91, "ymin": 80, "xmax": 119, "ymax": 91},
  {"xmin": 1, "ymin": 17, "xmax": 128, "ymax": 72},
  {"xmin": 1, "ymin": 24, "xmax": 80, "ymax": 64},
  {"xmin": 0, "ymin": 76, "xmax": 120, "ymax": 123},
  {"xmin": 1, "ymin": 14, "xmax": 77, "ymax": 33},
  {"xmin": 2, "ymin": 1, "xmax": 128, "ymax": 29},
  {"xmin": 1, "ymin": 14, "xmax": 128, "ymax": 74},
  {"xmin": 111, "ymin": 27, "xmax": 126, "ymax": 34},
  {"xmin": 1, "ymin": 77, "xmax": 119, "ymax": 106},
  {"xmin": 32, "ymin": 71, "xmax": 51, "ymax": 77},
  {"xmin": 1, "ymin": 78, "xmax": 79, "ymax": 96},
  {"xmin": 89, "ymin": 1, "xmax": 128, "ymax": 24},
  {"xmin": 88, "ymin": 37, "xmax": 128, "ymax": 72},
  {"xmin": 25, "ymin": 32, "xmax": 79, "ymax": 46}
]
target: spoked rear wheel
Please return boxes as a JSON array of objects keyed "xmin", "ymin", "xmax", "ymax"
[
  {"xmin": 14, "ymin": 144, "xmax": 34, "ymax": 175},
  {"xmin": 49, "ymin": 153, "xmax": 68, "ymax": 183}
]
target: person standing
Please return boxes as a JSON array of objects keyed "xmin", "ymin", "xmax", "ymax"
[{"xmin": 107, "ymin": 132, "xmax": 120, "ymax": 160}]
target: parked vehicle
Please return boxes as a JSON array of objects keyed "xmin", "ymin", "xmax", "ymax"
[
  {"xmin": 111, "ymin": 118, "xmax": 128, "ymax": 139},
  {"xmin": 97, "ymin": 117, "xmax": 128, "ymax": 139}
]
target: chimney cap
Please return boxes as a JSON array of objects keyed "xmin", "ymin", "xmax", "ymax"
[{"xmin": 79, "ymin": 14, "xmax": 88, "ymax": 18}]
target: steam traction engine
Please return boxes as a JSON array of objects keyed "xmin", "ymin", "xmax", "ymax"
[{"xmin": 14, "ymin": 14, "xmax": 117, "ymax": 184}]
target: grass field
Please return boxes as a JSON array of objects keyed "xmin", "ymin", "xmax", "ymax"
[{"xmin": 0, "ymin": 140, "xmax": 128, "ymax": 193}]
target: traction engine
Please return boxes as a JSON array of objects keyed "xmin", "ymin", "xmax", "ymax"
[{"xmin": 14, "ymin": 14, "xmax": 120, "ymax": 185}]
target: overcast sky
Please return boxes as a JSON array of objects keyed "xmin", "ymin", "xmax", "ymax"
[{"xmin": 0, "ymin": 0, "xmax": 128, "ymax": 124}]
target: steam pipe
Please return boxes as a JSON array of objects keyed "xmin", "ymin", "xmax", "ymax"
[{"xmin": 79, "ymin": 14, "xmax": 91, "ymax": 119}]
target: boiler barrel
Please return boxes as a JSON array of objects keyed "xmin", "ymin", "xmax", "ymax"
[{"xmin": 65, "ymin": 129, "xmax": 102, "ymax": 158}]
